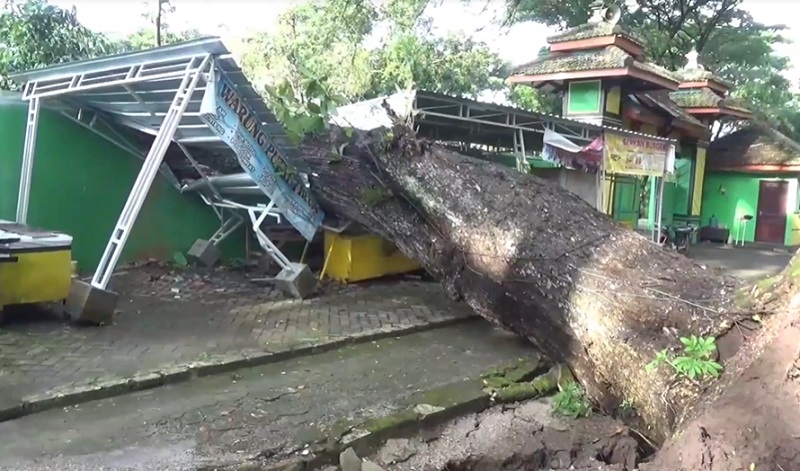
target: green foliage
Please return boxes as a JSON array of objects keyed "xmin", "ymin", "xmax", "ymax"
[
  {"xmin": 360, "ymin": 186, "xmax": 394, "ymax": 206},
  {"xmin": 263, "ymin": 74, "xmax": 344, "ymax": 144},
  {"xmin": 552, "ymin": 382, "xmax": 591, "ymax": 419},
  {"xmin": 508, "ymin": 84, "xmax": 561, "ymax": 114},
  {"xmin": 238, "ymin": 0, "xmax": 376, "ymax": 101},
  {"xmin": 119, "ymin": 0, "xmax": 203, "ymax": 51},
  {"xmin": 239, "ymin": 0, "xmax": 510, "ymax": 105},
  {"xmin": 369, "ymin": 32, "xmax": 508, "ymax": 98},
  {"xmin": 0, "ymin": 0, "xmax": 118, "ymax": 90},
  {"xmin": 646, "ymin": 335, "xmax": 723, "ymax": 380},
  {"xmin": 120, "ymin": 27, "xmax": 203, "ymax": 51}
]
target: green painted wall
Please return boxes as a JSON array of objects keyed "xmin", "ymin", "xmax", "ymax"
[
  {"xmin": 672, "ymin": 158, "xmax": 693, "ymax": 215},
  {"xmin": 700, "ymin": 173, "xmax": 759, "ymax": 242},
  {"xmin": 700, "ymin": 172, "xmax": 800, "ymax": 245},
  {"xmin": 0, "ymin": 97, "xmax": 243, "ymax": 272}
]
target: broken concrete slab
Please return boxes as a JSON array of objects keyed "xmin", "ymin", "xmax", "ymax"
[
  {"xmin": 339, "ymin": 447, "xmax": 362, "ymax": 471},
  {"xmin": 64, "ymin": 279, "xmax": 118, "ymax": 325},
  {"xmin": 361, "ymin": 460, "xmax": 386, "ymax": 471},
  {"xmin": 413, "ymin": 403, "xmax": 445, "ymax": 418},
  {"xmin": 187, "ymin": 239, "xmax": 221, "ymax": 267},
  {"xmin": 378, "ymin": 438, "xmax": 417, "ymax": 464},
  {"xmin": 273, "ymin": 262, "xmax": 317, "ymax": 299}
]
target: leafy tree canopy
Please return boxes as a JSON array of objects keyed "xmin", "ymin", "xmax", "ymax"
[
  {"xmin": 0, "ymin": 0, "xmax": 117, "ymax": 90},
  {"xmin": 120, "ymin": 0, "xmax": 203, "ymax": 51},
  {"xmin": 238, "ymin": 0, "xmax": 512, "ymax": 106},
  {"xmin": 120, "ymin": 27, "xmax": 203, "ymax": 51}
]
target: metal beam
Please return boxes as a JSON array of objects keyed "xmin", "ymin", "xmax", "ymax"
[
  {"xmin": 16, "ymin": 97, "xmax": 40, "ymax": 224},
  {"xmin": 23, "ymin": 55, "xmax": 210, "ymax": 100},
  {"xmin": 177, "ymin": 135, "xmax": 222, "ymax": 144},
  {"xmin": 90, "ymin": 54, "xmax": 212, "ymax": 289}
]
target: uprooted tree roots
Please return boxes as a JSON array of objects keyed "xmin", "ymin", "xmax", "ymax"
[{"xmin": 300, "ymin": 120, "xmax": 800, "ymax": 470}]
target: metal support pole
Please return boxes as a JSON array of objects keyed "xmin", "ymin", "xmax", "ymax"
[
  {"xmin": 91, "ymin": 55, "xmax": 211, "ymax": 289},
  {"xmin": 654, "ymin": 176, "xmax": 665, "ymax": 243},
  {"xmin": 654, "ymin": 148, "xmax": 670, "ymax": 243},
  {"xmin": 596, "ymin": 169, "xmax": 604, "ymax": 211},
  {"xmin": 209, "ymin": 215, "xmax": 244, "ymax": 246},
  {"xmin": 513, "ymin": 129, "xmax": 528, "ymax": 173},
  {"xmin": 247, "ymin": 204, "xmax": 292, "ymax": 271},
  {"xmin": 16, "ymin": 97, "xmax": 41, "ymax": 224}
]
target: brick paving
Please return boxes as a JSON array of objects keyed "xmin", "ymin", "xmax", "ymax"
[{"xmin": 0, "ymin": 263, "xmax": 473, "ymax": 416}]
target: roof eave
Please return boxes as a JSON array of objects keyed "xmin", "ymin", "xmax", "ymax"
[
  {"xmin": 685, "ymin": 107, "xmax": 752, "ymax": 120},
  {"xmin": 509, "ymin": 67, "xmax": 679, "ymax": 90}
]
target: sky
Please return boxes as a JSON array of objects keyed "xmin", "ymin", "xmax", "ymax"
[{"xmin": 52, "ymin": 0, "xmax": 800, "ymax": 84}]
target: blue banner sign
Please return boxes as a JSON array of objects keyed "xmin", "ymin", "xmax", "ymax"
[{"xmin": 199, "ymin": 68, "xmax": 323, "ymax": 241}]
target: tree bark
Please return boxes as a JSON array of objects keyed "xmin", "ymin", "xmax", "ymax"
[{"xmin": 302, "ymin": 124, "xmax": 749, "ymax": 443}]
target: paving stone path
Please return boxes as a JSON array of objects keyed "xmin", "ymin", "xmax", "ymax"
[{"xmin": 0, "ymin": 264, "xmax": 473, "ymax": 417}]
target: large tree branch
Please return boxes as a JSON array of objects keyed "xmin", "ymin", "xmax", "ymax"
[{"xmin": 692, "ymin": 0, "xmax": 738, "ymax": 53}]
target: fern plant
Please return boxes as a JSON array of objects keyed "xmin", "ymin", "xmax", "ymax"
[{"xmin": 646, "ymin": 335, "xmax": 723, "ymax": 380}]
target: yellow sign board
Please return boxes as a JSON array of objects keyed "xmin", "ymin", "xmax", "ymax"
[{"xmin": 604, "ymin": 132, "xmax": 674, "ymax": 176}]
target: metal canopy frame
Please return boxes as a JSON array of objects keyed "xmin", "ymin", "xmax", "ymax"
[
  {"xmin": 9, "ymin": 37, "xmax": 301, "ymax": 290},
  {"xmin": 329, "ymin": 90, "xmax": 673, "ymax": 176},
  {"xmin": 414, "ymin": 91, "xmax": 601, "ymax": 141}
]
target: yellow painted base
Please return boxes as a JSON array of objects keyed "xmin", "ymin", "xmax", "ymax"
[
  {"xmin": 0, "ymin": 248, "xmax": 73, "ymax": 306},
  {"xmin": 323, "ymin": 231, "xmax": 420, "ymax": 283}
]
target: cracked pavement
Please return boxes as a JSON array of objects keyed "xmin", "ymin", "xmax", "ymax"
[{"xmin": 0, "ymin": 321, "xmax": 538, "ymax": 471}]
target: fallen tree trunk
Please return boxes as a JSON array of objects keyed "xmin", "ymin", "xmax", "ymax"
[{"xmin": 302, "ymin": 124, "xmax": 749, "ymax": 444}]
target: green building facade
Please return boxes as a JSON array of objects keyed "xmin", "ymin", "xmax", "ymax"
[{"xmin": 0, "ymin": 92, "xmax": 241, "ymax": 272}]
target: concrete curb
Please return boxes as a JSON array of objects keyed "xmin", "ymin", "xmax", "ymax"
[
  {"xmin": 0, "ymin": 315, "xmax": 479, "ymax": 423},
  {"xmin": 199, "ymin": 359, "xmax": 566, "ymax": 471}
]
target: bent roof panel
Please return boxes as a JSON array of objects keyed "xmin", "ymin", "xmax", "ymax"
[{"xmin": 8, "ymin": 37, "xmax": 306, "ymax": 169}]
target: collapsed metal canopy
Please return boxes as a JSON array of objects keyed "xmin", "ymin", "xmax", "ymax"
[
  {"xmin": 10, "ymin": 37, "xmax": 300, "ymax": 156},
  {"xmin": 9, "ymin": 37, "xmax": 316, "ymax": 292}
]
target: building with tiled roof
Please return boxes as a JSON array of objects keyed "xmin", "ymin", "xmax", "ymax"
[
  {"xmin": 505, "ymin": 0, "xmax": 800, "ymax": 247},
  {"xmin": 670, "ymin": 50, "xmax": 752, "ymax": 121}
]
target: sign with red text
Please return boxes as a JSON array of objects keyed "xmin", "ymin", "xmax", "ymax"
[{"xmin": 604, "ymin": 132, "xmax": 675, "ymax": 176}]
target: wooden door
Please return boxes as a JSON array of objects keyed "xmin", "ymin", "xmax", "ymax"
[{"xmin": 755, "ymin": 180, "xmax": 789, "ymax": 244}]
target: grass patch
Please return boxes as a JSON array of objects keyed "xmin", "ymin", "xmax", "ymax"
[
  {"xmin": 362, "ymin": 409, "xmax": 419, "ymax": 433},
  {"xmin": 552, "ymin": 382, "xmax": 591, "ymax": 419}
]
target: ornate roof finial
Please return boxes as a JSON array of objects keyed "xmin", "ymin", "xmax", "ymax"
[
  {"xmin": 685, "ymin": 48, "xmax": 703, "ymax": 71},
  {"xmin": 588, "ymin": 1, "xmax": 621, "ymax": 26}
]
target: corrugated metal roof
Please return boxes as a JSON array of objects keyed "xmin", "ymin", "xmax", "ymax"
[
  {"xmin": 8, "ymin": 37, "xmax": 306, "ymax": 169},
  {"xmin": 333, "ymin": 89, "xmax": 676, "ymax": 145}
]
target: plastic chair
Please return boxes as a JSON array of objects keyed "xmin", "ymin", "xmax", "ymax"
[{"xmin": 735, "ymin": 215, "xmax": 753, "ymax": 246}]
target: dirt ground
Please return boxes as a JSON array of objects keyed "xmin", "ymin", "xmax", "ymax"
[
  {"xmin": 640, "ymin": 283, "xmax": 800, "ymax": 471},
  {"xmin": 360, "ymin": 249, "xmax": 800, "ymax": 471},
  {"xmin": 361, "ymin": 308, "xmax": 800, "ymax": 471},
  {"xmin": 366, "ymin": 399, "xmax": 638, "ymax": 471}
]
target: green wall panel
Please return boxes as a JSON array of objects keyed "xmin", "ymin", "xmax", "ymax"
[
  {"xmin": 567, "ymin": 80, "xmax": 602, "ymax": 115},
  {"xmin": 673, "ymin": 158, "xmax": 693, "ymax": 216},
  {"xmin": 701, "ymin": 172, "xmax": 762, "ymax": 243},
  {"xmin": 0, "ymin": 99, "xmax": 244, "ymax": 272}
]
